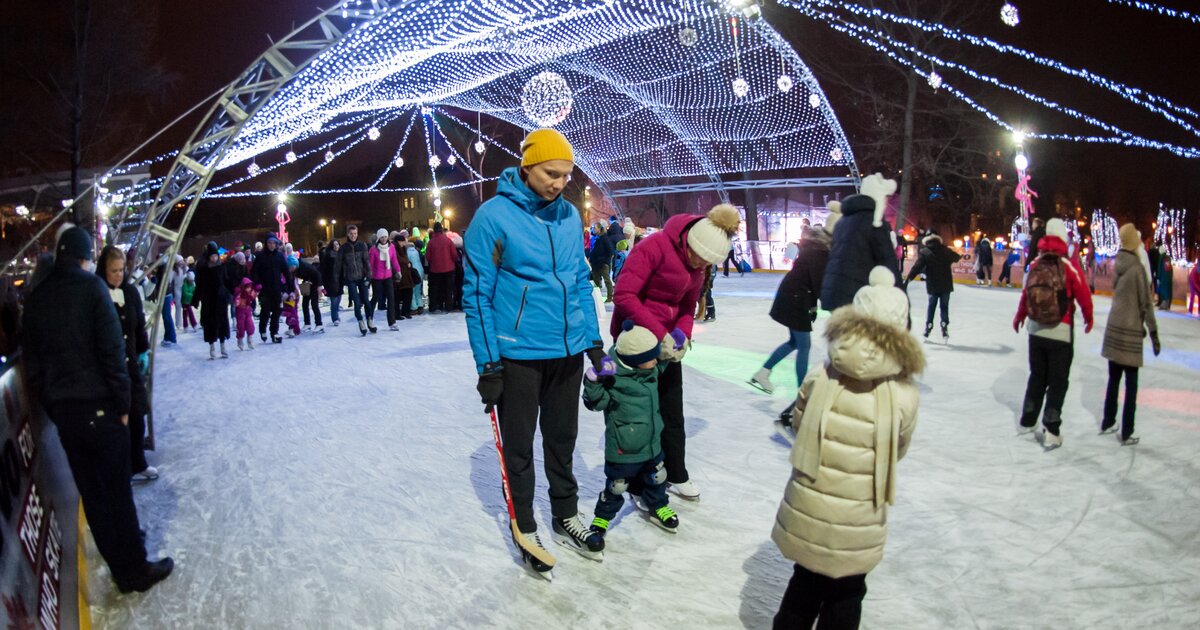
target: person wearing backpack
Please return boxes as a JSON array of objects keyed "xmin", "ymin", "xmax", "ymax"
[{"xmin": 1012, "ymin": 218, "xmax": 1094, "ymax": 449}]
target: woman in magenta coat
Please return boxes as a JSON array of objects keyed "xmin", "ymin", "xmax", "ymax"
[{"xmin": 610, "ymin": 204, "xmax": 739, "ymax": 500}]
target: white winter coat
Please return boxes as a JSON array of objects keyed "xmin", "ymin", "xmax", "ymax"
[{"xmin": 771, "ymin": 306, "xmax": 924, "ymax": 578}]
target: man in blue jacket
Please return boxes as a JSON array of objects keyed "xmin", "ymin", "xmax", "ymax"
[
  {"xmin": 464, "ymin": 128, "xmax": 613, "ymax": 573},
  {"xmin": 21, "ymin": 226, "xmax": 173, "ymax": 593}
]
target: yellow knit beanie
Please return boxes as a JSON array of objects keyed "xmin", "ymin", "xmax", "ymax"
[{"xmin": 521, "ymin": 128, "xmax": 574, "ymax": 166}]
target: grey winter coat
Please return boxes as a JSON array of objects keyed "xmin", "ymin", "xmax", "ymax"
[
  {"xmin": 1101, "ymin": 249, "xmax": 1157, "ymax": 368},
  {"xmin": 340, "ymin": 238, "xmax": 371, "ymax": 282}
]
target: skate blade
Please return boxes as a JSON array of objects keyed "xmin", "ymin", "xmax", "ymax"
[
  {"xmin": 774, "ymin": 420, "xmax": 796, "ymax": 444},
  {"xmin": 552, "ymin": 535, "xmax": 604, "ymax": 562},
  {"xmin": 668, "ymin": 489, "xmax": 700, "ymax": 502},
  {"xmin": 525, "ymin": 562, "xmax": 554, "ymax": 581},
  {"xmin": 747, "ymin": 380, "xmax": 773, "ymax": 395},
  {"xmin": 648, "ymin": 518, "xmax": 679, "ymax": 535},
  {"xmin": 1098, "ymin": 427, "xmax": 1117, "ymax": 435}
]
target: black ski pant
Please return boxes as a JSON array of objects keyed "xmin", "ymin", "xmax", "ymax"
[
  {"xmin": 393, "ymin": 283, "xmax": 413, "ymax": 319},
  {"xmin": 925, "ymin": 292, "xmax": 950, "ymax": 326},
  {"xmin": 50, "ymin": 400, "xmax": 147, "ymax": 584},
  {"xmin": 498, "ymin": 354, "xmax": 583, "ymax": 533},
  {"xmin": 302, "ymin": 288, "xmax": 322, "ymax": 327},
  {"xmin": 774, "ymin": 564, "xmax": 867, "ymax": 630},
  {"xmin": 429, "ymin": 271, "xmax": 455, "ymax": 312},
  {"xmin": 1020, "ymin": 335, "xmax": 1074, "ymax": 434},
  {"xmin": 453, "ymin": 266, "xmax": 464, "ymax": 310},
  {"xmin": 258, "ymin": 292, "xmax": 281, "ymax": 337},
  {"xmin": 369, "ymin": 278, "xmax": 395, "ymax": 325},
  {"xmin": 658, "ymin": 360, "xmax": 690, "ymax": 484},
  {"xmin": 1103, "ymin": 361, "xmax": 1139, "ymax": 440},
  {"xmin": 999, "ymin": 263, "xmax": 1013, "ymax": 284}
]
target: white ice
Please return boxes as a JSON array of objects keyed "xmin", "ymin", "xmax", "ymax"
[{"xmin": 90, "ymin": 274, "xmax": 1200, "ymax": 628}]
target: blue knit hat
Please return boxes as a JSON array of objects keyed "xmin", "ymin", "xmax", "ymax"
[{"xmin": 286, "ymin": 255, "xmax": 298, "ymax": 267}]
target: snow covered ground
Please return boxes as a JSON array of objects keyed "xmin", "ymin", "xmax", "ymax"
[{"xmin": 90, "ymin": 274, "xmax": 1200, "ymax": 629}]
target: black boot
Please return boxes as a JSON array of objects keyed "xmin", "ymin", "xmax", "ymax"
[
  {"xmin": 116, "ymin": 557, "xmax": 174, "ymax": 594},
  {"xmin": 923, "ymin": 322, "xmax": 933, "ymax": 338}
]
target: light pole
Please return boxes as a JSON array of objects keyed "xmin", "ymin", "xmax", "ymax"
[
  {"xmin": 319, "ymin": 218, "xmax": 331, "ymax": 242},
  {"xmin": 1013, "ymin": 131, "xmax": 1035, "ymax": 239}
]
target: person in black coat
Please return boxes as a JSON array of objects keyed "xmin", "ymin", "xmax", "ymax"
[
  {"xmin": 976, "ymin": 237, "xmax": 994, "ymax": 286},
  {"xmin": 21, "ymin": 227, "xmax": 173, "ymax": 593},
  {"xmin": 904, "ymin": 233, "xmax": 962, "ymax": 339},
  {"xmin": 195, "ymin": 241, "xmax": 232, "ymax": 357},
  {"xmin": 96, "ymin": 246, "xmax": 158, "ymax": 482},
  {"xmin": 252, "ymin": 234, "xmax": 289, "ymax": 342},
  {"xmin": 819, "ymin": 178, "xmax": 902, "ymax": 311},
  {"xmin": 750, "ymin": 225, "xmax": 831, "ymax": 397},
  {"xmin": 295, "ymin": 257, "xmax": 324, "ymax": 330},
  {"xmin": 319, "ymin": 239, "xmax": 343, "ymax": 325},
  {"xmin": 1025, "ymin": 218, "xmax": 1045, "ymax": 272},
  {"xmin": 588, "ymin": 223, "xmax": 616, "ymax": 302}
]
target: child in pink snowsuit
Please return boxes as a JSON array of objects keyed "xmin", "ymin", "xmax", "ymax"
[
  {"xmin": 283, "ymin": 255, "xmax": 302, "ymax": 336},
  {"xmin": 234, "ymin": 277, "xmax": 260, "ymax": 349},
  {"xmin": 1189, "ymin": 261, "xmax": 1200, "ymax": 316}
]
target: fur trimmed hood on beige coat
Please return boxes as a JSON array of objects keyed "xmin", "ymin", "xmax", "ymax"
[{"xmin": 772, "ymin": 307, "xmax": 923, "ymax": 578}]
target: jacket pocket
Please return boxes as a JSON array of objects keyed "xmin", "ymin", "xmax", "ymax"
[
  {"xmin": 514, "ymin": 285, "xmax": 529, "ymax": 331},
  {"xmin": 613, "ymin": 416, "xmax": 652, "ymax": 456}
]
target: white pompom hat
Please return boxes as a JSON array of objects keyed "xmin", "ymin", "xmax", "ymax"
[{"xmin": 852, "ymin": 266, "xmax": 909, "ymax": 329}]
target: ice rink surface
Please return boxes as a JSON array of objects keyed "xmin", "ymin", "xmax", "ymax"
[{"xmin": 92, "ymin": 273, "xmax": 1200, "ymax": 629}]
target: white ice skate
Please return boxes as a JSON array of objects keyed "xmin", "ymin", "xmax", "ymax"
[
  {"xmin": 219, "ymin": 342, "xmax": 229, "ymax": 359},
  {"xmin": 246, "ymin": 337, "xmax": 255, "ymax": 350},
  {"xmin": 208, "ymin": 343, "xmax": 216, "ymax": 360},
  {"xmin": 1038, "ymin": 428, "xmax": 1063, "ymax": 451},
  {"xmin": 748, "ymin": 368, "xmax": 774, "ymax": 394},
  {"xmin": 668, "ymin": 479, "xmax": 700, "ymax": 502},
  {"xmin": 314, "ymin": 325, "xmax": 326, "ymax": 334},
  {"xmin": 237, "ymin": 338, "xmax": 244, "ymax": 351}
]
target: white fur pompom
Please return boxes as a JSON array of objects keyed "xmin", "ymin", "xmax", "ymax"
[{"xmin": 868, "ymin": 265, "xmax": 894, "ymax": 288}]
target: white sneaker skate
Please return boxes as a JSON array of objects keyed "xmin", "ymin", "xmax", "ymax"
[
  {"xmin": 237, "ymin": 338, "xmax": 244, "ymax": 351},
  {"xmin": 219, "ymin": 342, "xmax": 229, "ymax": 359},
  {"xmin": 208, "ymin": 343, "xmax": 216, "ymax": 360},
  {"xmin": 668, "ymin": 479, "xmax": 700, "ymax": 501},
  {"xmin": 314, "ymin": 325, "xmax": 326, "ymax": 334},
  {"xmin": 132, "ymin": 466, "xmax": 159, "ymax": 483},
  {"xmin": 749, "ymin": 368, "xmax": 774, "ymax": 394}
]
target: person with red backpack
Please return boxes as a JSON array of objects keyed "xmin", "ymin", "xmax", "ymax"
[{"xmin": 1012, "ymin": 218, "xmax": 1094, "ymax": 449}]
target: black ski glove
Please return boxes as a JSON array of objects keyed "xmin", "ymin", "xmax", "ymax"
[{"xmin": 477, "ymin": 364, "xmax": 503, "ymax": 412}]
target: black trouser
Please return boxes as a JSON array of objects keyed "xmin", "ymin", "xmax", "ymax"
[
  {"xmin": 369, "ymin": 278, "xmax": 395, "ymax": 325},
  {"xmin": 453, "ymin": 265, "xmax": 464, "ymax": 310},
  {"xmin": 999, "ymin": 263, "xmax": 1013, "ymax": 284},
  {"xmin": 51, "ymin": 401, "xmax": 147, "ymax": 584},
  {"xmin": 590, "ymin": 264, "xmax": 612, "ymax": 299},
  {"xmin": 925, "ymin": 292, "xmax": 949, "ymax": 326},
  {"xmin": 774, "ymin": 564, "xmax": 867, "ymax": 630},
  {"xmin": 704, "ymin": 288, "xmax": 715, "ymax": 319},
  {"xmin": 258, "ymin": 293, "xmax": 281, "ymax": 337},
  {"xmin": 498, "ymin": 354, "xmax": 583, "ymax": 532},
  {"xmin": 658, "ymin": 360, "xmax": 689, "ymax": 484},
  {"xmin": 394, "ymin": 283, "xmax": 413, "ymax": 319},
  {"xmin": 1103, "ymin": 361, "xmax": 1139, "ymax": 440},
  {"xmin": 723, "ymin": 250, "xmax": 737, "ymax": 276},
  {"xmin": 1020, "ymin": 335, "xmax": 1074, "ymax": 434},
  {"xmin": 301, "ymin": 288, "xmax": 322, "ymax": 326},
  {"xmin": 429, "ymin": 271, "xmax": 455, "ymax": 311}
]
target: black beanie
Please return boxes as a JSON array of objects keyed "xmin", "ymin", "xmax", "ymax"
[{"xmin": 56, "ymin": 226, "xmax": 93, "ymax": 262}]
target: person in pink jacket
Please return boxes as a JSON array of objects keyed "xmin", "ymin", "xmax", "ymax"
[
  {"xmin": 425, "ymin": 222, "xmax": 459, "ymax": 313},
  {"xmin": 610, "ymin": 204, "xmax": 740, "ymax": 501},
  {"xmin": 1189, "ymin": 260, "xmax": 1200, "ymax": 316},
  {"xmin": 368, "ymin": 228, "xmax": 402, "ymax": 332}
]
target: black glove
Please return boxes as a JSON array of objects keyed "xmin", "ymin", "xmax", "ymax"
[
  {"xmin": 1150, "ymin": 331, "xmax": 1161, "ymax": 356},
  {"xmin": 477, "ymin": 366, "xmax": 503, "ymax": 412},
  {"xmin": 808, "ymin": 307, "xmax": 818, "ymax": 323},
  {"xmin": 585, "ymin": 345, "xmax": 606, "ymax": 370}
]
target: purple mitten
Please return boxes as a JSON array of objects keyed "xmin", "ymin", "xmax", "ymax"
[
  {"xmin": 585, "ymin": 367, "xmax": 599, "ymax": 382},
  {"xmin": 596, "ymin": 355, "xmax": 617, "ymax": 377},
  {"xmin": 669, "ymin": 328, "xmax": 687, "ymax": 351}
]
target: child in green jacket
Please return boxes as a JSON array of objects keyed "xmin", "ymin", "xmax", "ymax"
[{"xmin": 583, "ymin": 320, "xmax": 679, "ymax": 540}]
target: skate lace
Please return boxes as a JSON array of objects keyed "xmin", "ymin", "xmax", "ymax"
[
  {"xmin": 526, "ymin": 531, "xmax": 546, "ymax": 550},
  {"xmin": 561, "ymin": 516, "xmax": 591, "ymax": 539},
  {"xmin": 591, "ymin": 517, "xmax": 610, "ymax": 531},
  {"xmin": 655, "ymin": 506, "xmax": 677, "ymax": 521}
]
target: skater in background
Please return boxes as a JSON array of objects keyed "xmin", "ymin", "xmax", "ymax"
[
  {"xmin": 295, "ymin": 254, "xmax": 324, "ymax": 332},
  {"xmin": 583, "ymin": 321, "xmax": 678, "ymax": 544},
  {"xmin": 976, "ymin": 237, "xmax": 994, "ymax": 286},
  {"xmin": 820, "ymin": 174, "xmax": 901, "ymax": 311},
  {"xmin": 750, "ymin": 224, "xmax": 831, "ymax": 399},
  {"xmin": 233, "ymin": 278, "xmax": 259, "ymax": 350},
  {"xmin": 283, "ymin": 255, "xmax": 303, "ymax": 337},
  {"xmin": 97, "ymin": 245, "xmax": 158, "ymax": 482},
  {"xmin": 391, "ymin": 231, "xmax": 417, "ymax": 320},
  {"xmin": 252, "ymin": 234, "xmax": 289, "ymax": 343},
  {"xmin": 1147, "ymin": 239, "xmax": 1162, "ymax": 303},
  {"xmin": 588, "ymin": 220, "xmax": 616, "ymax": 303},
  {"xmin": 1013, "ymin": 218, "xmax": 1094, "ymax": 449},
  {"xmin": 771, "ymin": 266, "xmax": 922, "ymax": 629},
  {"xmin": 1189, "ymin": 258, "xmax": 1200, "ymax": 316},
  {"xmin": 320, "ymin": 239, "xmax": 342, "ymax": 326},
  {"xmin": 367, "ymin": 229, "xmax": 401, "ymax": 331},
  {"xmin": 612, "ymin": 239, "xmax": 629, "ymax": 282},
  {"xmin": 340, "ymin": 225, "xmax": 372, "ymax": 335},
  {"xmin": 21, "ymin": 226, "xmax": 173, "ymax": 593},
  {"xmin": 180, "ymin": 271, "xmax": 197, "ymax": 333},
  {"xmin": 612, "ymin": 203, "xmax": 740, "ymax": 501},
  {"xmin": 464, "ymin": 128, "xmax": 610, "ymax": 572},
  {"xmin": 194, "ymin": 241, "xmax": 232, "ymax": 359},
  {"xmin": 171, "ymin": 254, "xmax": 186, "ymax": 333},
  {"xmin": 1025, "ymin": 217, "xmax": 1045, "ymax": 271},
  {"xmin": 1156, "ymin": 253, "xmax": 1173, "ymax": 310},
  {"xmin": 452, "ymin": 231, "xmax": 465, "ymax": 311},
  {"xmin": 999, "ymin": 248, "xmax": 1019, "ymax": 288},
  {"xmin": 904, "ymin": 233, "xmax": 961, "ymax": 340},
  {"xmin": 405, "ymin": 229, "xmax": 426, "ymax": 315},
  {"xmin": 157, "ymin": 261, "xmax": 179, "ymax": 347},
  {"xmin": 425, "ymin": 222, "xmax": 458, "ymax": 314},
  {"xmin": 1100, "ymin": 224, "xmax": 1160, "ymax": 445}
]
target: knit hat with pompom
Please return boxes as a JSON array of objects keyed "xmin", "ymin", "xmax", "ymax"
[
  {"xmin": 686, "ymin": 204, "xmax": 741, "ymax": 265},
  {"xmin": 852, "ymin": 266, "xmax": 909, "ymax": 329},
  {"xmin": 1118, "ymin": 223, "xmax": 1141, "ymax": 252},
  {"xmin": 615, "ymin": 320, "xmax": 661, "ymax": 368}
]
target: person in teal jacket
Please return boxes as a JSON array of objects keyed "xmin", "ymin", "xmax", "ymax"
[
  {"xmin": 583, "ymin": 321, "xmax": 680, "ymax": 542},
  {"xmin": 464, "ymin": 128, "xmax": 614, "ymax": 571}
]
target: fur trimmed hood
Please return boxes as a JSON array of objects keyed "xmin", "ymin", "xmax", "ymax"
[
  {"xmin": 921, "ymin": 233, "xmax": 943, "ymax": 246},
  {"xmin": 825, "ymin": 307, "xmax": 925, "ymax": 380}
]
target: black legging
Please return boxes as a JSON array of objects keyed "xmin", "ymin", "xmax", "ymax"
[
  {"xmin": 370, "ymin": 278, "xmax": 395, "ymax": 325},
  {"xmin": 301, "ymin": 286, "xmax": 322, "ymax": 326},
  {"xmin": 657, "ymin": 361, "xmax": 689, "ymax": 484},
  {"xmin": 258, "ymin": 293, "xmax": 281, "ymax": 337},
  {"xmin": 1103, "ymin": 361, "xmax": 1139, "ymax": 440}
]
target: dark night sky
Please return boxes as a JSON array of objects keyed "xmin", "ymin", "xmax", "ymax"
[{"xmin": 136, "ymin": 1, "xmax": 1200, "ymax": 235}]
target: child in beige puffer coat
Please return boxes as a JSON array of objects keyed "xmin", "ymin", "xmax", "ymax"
[{"xmin": 771, "ymin": 266, "xmax": 925, "ymax": 629}]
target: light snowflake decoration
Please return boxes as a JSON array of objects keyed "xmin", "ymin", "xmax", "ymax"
[
  {"xmin": 394, "ymin": 157, "xmax": 404, "ymax": 168},
  {"xmin": 808, "ymin": 93, "xmax": 821, "ymax": 108},
  {"xmin": 1001, "ymin": 3, "xmax": 1020, "ymax": 27},
  {"xmin": 285, "ymin": 150, "xmax": 298, "ymax": 163},
  {"xmin": 830, "ymin": 147, "xmax": 844, "ymax": 162},
  {"xmin": 429, "ymin": 155, "xmax": 441, "ymax": 168},
  {"xmin": 247, "ymin": 162, "xmax": 262, "ymax": 177},
  {"xmin": 927, "ymin": 70, "xmax": 943, "ymax": 90},
  {"xmin": 521, "ymin": 71, "xmax": 574, "ymax": 127},
  {"xmin": 732, "ymin": 77, "xmax": 749, "ymax": 98},
  {"xmin": 367, "ymin": 126, "xmax": 381, "ymax": 141},
  {"xmin": 324, "ymin": 150, "xmax": 335, "ymax": 163},
  {"xmin": 777, "ymin": 74, "xmax": 793, "ymax": 93},
  {"xmin": 474, "ymin": 139, "xmax": 485, "ymax": 153},
  {"xmin": 447, "ymin": 155, "xmax": 458, "ymax": 166},
  {"xmin": 679, "ymin": 27, "xmax": 698, "ymax": 47}
]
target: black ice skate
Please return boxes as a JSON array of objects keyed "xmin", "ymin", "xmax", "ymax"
[
  {"xmin": 648, "ymin": 505, "xmax": 679, "ymax": 534},
  {"xmin": 513, "ymin": 530, "xmax": 554, "ymax": 581},
  {"xmin": 775, "ymin": 409, "xmax": 796, "ymax": 444},
  {"xmin": 940, "ymin": 322, "xmax": 949, "ymax": 342},
  {"xmin": 552, "ymin": 515, "xmax": 605, "ymax": 561},
  {"xmin": 923, "ymin": 322, "xmax": 933, "ymax": 339}
]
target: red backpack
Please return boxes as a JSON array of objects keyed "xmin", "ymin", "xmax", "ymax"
[{"xmin": 1025, "ymin": 254, "xmax": 1069, "ymax": 326}]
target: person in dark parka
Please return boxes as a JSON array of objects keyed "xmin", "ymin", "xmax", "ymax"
[
  {"xmin": 21, "ymin": 227, "xmax": 173, "ymax": 593},
  {"xmin": 820, "ymin": 174, "xmax": 902, "ymax": 311},
  {"xmin": 252, "ymin": 234, "xmax": 289, "ymax": 342},
  {"xmin": 295, "ymin": 256, "xmax": 324, "ymax": 330},
  {"xmin": 589, "ymin": 222, "xmax": 617, "ymax": 302},
  {"xmin": 195, "ymin": 242, "xmax": 232, "ymax": 357},
  {"xmin": 96, "ymin": 246, "xmax": 158, "ymax": 481},
  {"xmin": 319, "ymin": 239, "xmax": 343, "ymax": 325},
  {"xmin": 904, "ymin": 233, "xmax": 962, "ymax": 339}
]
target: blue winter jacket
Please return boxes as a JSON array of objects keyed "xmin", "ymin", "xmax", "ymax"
[{"xmin": 464, "ymin": 167, "xmax": 602, "ymax": 373}]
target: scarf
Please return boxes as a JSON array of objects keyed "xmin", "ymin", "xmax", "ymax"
[
  {"xmin": 109, "ymin": 285, "xmax": 125, "ymax": 307},
  {"xmin": 377, "ymin": 242, "xmax": 392, "ymax": 271}
]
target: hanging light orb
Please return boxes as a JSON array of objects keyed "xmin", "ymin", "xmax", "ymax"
[
  {"xmin": 522, "ymin": 71, "xmax": 574, "ymax": 127},
  {"xmin": 247, "ymin": 163, "xmax": 262, "ymax": 177},
  {"xmin": 394, "ymin": 157, "xmax": 404, "ymax": 168},
  {"xmin": 830, "ymin": 147, "xmax": 844, "ymax": 162},
  {"xmin": 434, "ymin": 197, "xmax": 443, "ymax": 207},
  {"xmin": 732, "ymin": 78, "xmax": 749, "ymax": 98},
  {"xmin": 429, "ymin": 155, "xmax": 442, "ymax": 168},
  {"xmin": 325, "ymin": 150, "xmax": 335, "ymax": 163},
  {"xmin": 285, "ymin": 151, "xmax": 298, "ymax": 163},
  {"xmin": 927, "ymin": 70, "xmax": 943, "ymax": 90},
  {"xmin": 447, "ymin": 155, "xmax": 458, "ymax": 166},
  {"xmin": 1001, "ymin": 3, "xmax": 1020, "ymax": 27},
  {"xmin": 474, "ymin": 140, "xmax": 486, "ymax": 154},
  {"xmin": 367, "ymin": 126, "xmax": 381, "ymax": 141},
  {"xmin": 679, "ymin": 27, "xmax": 698, "ymax": 47},
  {"xmin": 808, "ymin": 93, "xmax": 821, "ymax": 108},
  {"xmin": 777, "ymin": 74, "xmax": 793, "ymax": 93},
  {"xmin": 420, "ymin": 106, "xmax": 432, "ymax": 116}
]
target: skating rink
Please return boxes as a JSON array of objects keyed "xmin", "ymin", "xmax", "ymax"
[{"xmin": 93, "ymin": 273, "xmax": 1200, "ymax": 628}]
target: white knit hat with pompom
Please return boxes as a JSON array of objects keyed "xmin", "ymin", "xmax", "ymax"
[
  {"xmin": 852, "ymin": 266, "xmax": 909, "ymax": 329},
  {"xmin": 687, "ymin": 204, "xmax": 741, "ymax": 265}
]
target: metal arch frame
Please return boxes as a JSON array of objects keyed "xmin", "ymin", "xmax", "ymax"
[{"xmin": 608, "ymin": 176, "xmax": 857, "ymax": 198}]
